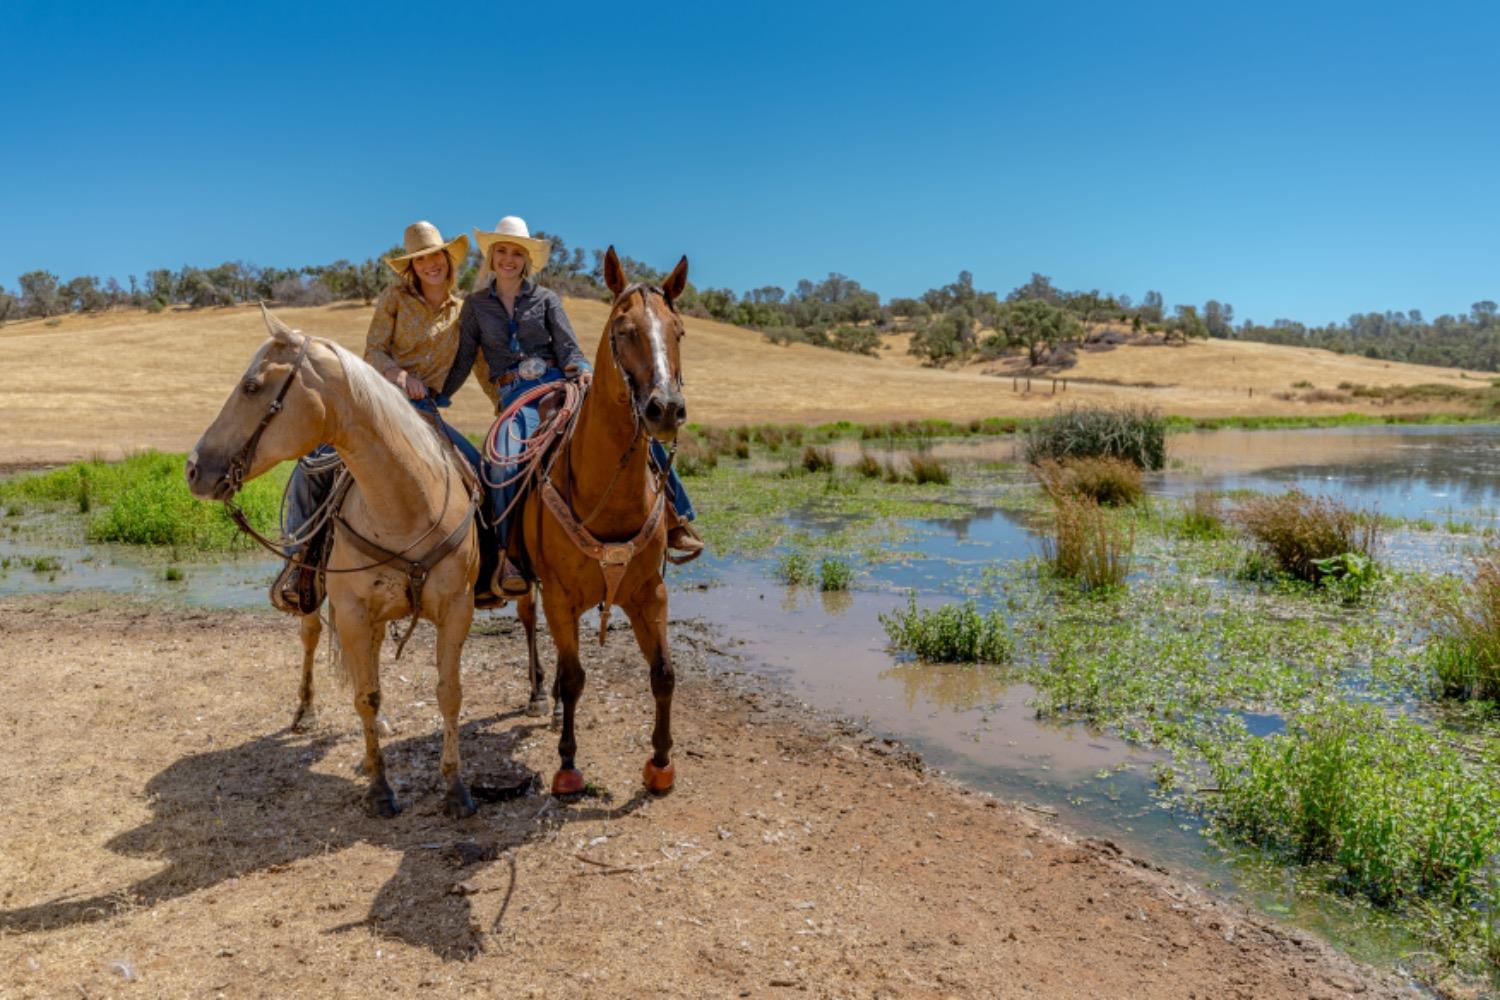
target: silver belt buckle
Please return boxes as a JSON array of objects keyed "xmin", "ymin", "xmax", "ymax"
[{"xmin": 518, "ymin": 356, "xmax": 546, "ymax": 381}]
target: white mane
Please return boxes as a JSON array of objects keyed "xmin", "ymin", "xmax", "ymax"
[{"xmin": 321, "ymin": 340, "xmax": 450, "ymax": 472}]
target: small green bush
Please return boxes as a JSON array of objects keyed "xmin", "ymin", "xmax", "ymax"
[
  {"xmin": 818, "ymin": 556, "xmax": 853, "ymax": 592},
  {"xmin": 1237, "ymin": 491, "xmax": 1380, "ymax": 585},
  {"xmin": 879, "ymin": 595, "xmax": 1011, "ymax": 663},
  {"xmin": 775, "ymin": 550, "xmax": 816, "ymax": 586},
  {"xmin": 1022, "ymin": 405, "xmax": 1166, "ymax": 470}
]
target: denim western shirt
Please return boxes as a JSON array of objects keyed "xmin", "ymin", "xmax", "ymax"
[{"xmin": 440, "ymin": 279, "xmax": 589, "ymax": 401}]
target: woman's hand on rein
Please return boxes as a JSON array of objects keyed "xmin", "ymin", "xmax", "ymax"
[{"xmin": 393, "ymin": 369, "xmax": 427, "ymax": 400}]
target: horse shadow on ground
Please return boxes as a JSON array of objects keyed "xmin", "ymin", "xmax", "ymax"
[{"xmin": 0, "ymin": 713, "xmax": 653, "ymax": 959}]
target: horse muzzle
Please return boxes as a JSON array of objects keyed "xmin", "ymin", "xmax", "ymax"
[
  {"xmin": 184, "ymin": 449, "xmax": 237, "ymax": 501},
  {"xmin": 641, "ymin": 387, "xmax": 686, "ymax": 441}
]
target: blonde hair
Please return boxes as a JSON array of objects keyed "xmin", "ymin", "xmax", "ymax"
[{"xmin": 475, "ymin": 241, "xmax": 534, "ymax": 292}]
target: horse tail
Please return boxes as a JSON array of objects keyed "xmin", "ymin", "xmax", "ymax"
[{"xmin": 323, "ymin": 605, "xmax": 350, "ymax": 689}]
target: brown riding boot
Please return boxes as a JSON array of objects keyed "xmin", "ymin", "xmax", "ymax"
[
  {"xmin": 270, "ymin": 558, "xmax": 322, "ymax": 615},
  {"xmin": 493, "ymin": 556, "xmax": 530, "ymax": 598},
  {"xmin": 666, "ymin": 518, "xmax": 704, "ymax": 557}
]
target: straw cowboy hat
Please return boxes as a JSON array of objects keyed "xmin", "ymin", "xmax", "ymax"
[
  {"xmin": 382, "ymin": 221, "xmax": 470, "ymax": 276},
  {"xmin": 473, "ymin": 216, "xmax": 551, "ymax": 273}
]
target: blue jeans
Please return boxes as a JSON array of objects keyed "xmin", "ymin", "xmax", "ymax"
[
  {"xmin": 283, "ymin": 394, "xmax": 482, "ymax": 552},
  {"xmin": 486, "ymin": 369, "xmax": 694, "ymax": 546}
]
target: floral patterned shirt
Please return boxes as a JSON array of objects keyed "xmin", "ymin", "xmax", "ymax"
[{"xmin": 364, "ymin": 284, "xmax": 495, "ymax": 405}]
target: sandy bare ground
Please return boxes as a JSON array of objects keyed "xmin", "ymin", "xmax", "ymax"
[
  {"xmin": 0, "ymin": 303, "xmax": 1484, "ymax": 465},
  {"xmin": 0, "ymin": 596, "xmax": 1413, "ymax": 999}
]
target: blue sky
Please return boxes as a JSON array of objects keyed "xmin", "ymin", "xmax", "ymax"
[{"xmin": 3, "ymin": 0, "xmax": 1496, "ymax": 326}]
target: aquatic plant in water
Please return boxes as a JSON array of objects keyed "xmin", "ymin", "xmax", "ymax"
[{"xmin": 879, "ymin": 594, "xmax": 1011, "ymax": 663}]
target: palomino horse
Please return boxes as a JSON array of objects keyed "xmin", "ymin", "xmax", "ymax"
[
  {"xmin": 185, "ymin": 306, "xmax": 483, "ymax": 818},
  {"xmin": 513, "ymin": 247, "xmax": 690, "ymax": 797}
]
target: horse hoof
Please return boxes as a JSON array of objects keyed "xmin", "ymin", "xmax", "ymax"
[
  {"xmin": 289, "ymin": 705, "xmax": 317, "ymax": 733},
  {"xmin": 642, "ymin": 759, "xmax": 675, "ymax": 795},
  {"xmin": 364, "ymin": 787, "xmax": 401, "ymax": 819},
  {"xmin": 526, "ymin": 697, "xmax": 549, "ymax": 718},
  {"xmin": 551, "ymin": 767, "xmax": 585, "ymax": 797},
  {"xmin": 444, "ymin": 782, "xmax": 477, "ymax": 819}
]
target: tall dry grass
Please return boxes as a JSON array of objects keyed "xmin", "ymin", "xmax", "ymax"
[
  {"xmin": 1236, "ymin": 491, "xmax": 1380, "ymax": 583},
  {"xmin": 1033, "ymin": 456, "xmax": 1143, "ymax": 506},
  {"xmin": 1427, "ymin": 548, "xmax": 1500, "ymax": 702},
  {"xmin": 1041, "ymin": 495, "xmax": 1134, "ymax": 590}
]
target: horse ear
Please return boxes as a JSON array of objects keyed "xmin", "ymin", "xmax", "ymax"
[
  {"xmin": 260, "ymin": 301, "xmax": 300, "ymax": 345},
  {"xmin": 604, "ymin": 246, "xmax": 627, "ymax": 296},
  {"xmin": 662, "ymin": 255, "xmax": 689, "ymax": 305}
]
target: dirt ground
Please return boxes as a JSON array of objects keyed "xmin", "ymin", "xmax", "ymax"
[
  {"xmin": 0, "ymin": 595, "xmax": 1416, "ymax": 998},
  {"xmin": 0, "ymin": 303, "xmax": 1482, "ymax": 465}
]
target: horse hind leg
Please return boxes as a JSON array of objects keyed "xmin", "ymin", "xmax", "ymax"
[
  {"xmin": 517, "ymin": 588, "xmax": 549, "ymax": 717},
  {"xmin": 290, "ymin": 612, "xmax": 322, "ymax": 732}
]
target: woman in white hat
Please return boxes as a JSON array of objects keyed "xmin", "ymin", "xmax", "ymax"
[
  {"xmin": 441, "ymin": 216, "xmax": 701, "ymax": 597},
  {"xmin": 273, "ymin": 221, "xmax": 491, "ymax": 613}
]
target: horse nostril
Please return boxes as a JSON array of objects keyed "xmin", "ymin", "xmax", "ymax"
[
  {"xmin": 645, "ymin": 398, "xmax": 665, "ymax": 423},
  {"xmin": 185, "ymin": 461, "xmax": 197, "ymax": 483}
]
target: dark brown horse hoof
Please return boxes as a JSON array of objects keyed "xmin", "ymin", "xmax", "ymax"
[
  {"xmin": 364, "ymin": 780, "xmax": 401, "ymax": 818},
  {"xmin": 444, "ymin": 781, "xmax": 477, "ymax": 819},
  {"xmin": 642, "ymin": 759, "xmax": 675, "ymax": 795},
  {"xmin": 551, "ymin": 767, "xmax": 585, "ymax": 796},
  {"xmin": 526, "ymin": 696, "xmax": 549, "ymax": 718}
]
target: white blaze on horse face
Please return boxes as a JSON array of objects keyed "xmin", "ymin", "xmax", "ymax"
[{"xmin": 646, "ymin": 308, "xmax": 672, "ymax": 390}]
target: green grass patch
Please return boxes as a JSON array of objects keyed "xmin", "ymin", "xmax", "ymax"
[
  {"xmin": 1425, "ymin": 549, "xmax": 1500, "ymax": 705},
  {"xmin": 0, "ymin": 451, "xmax": 289, "ymax": 551}
]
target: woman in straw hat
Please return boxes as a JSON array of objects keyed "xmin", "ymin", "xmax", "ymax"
[
  {"xmin": 441, "ymin": 216, "xmax": 701, "ymax": 598},
  {"xmin": 272, "ymin": 220, "xmax": 492, "ymax": 613}
]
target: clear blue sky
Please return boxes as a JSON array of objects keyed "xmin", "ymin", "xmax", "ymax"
[{"xmin": 3, "ymin": 0, "xmax": 1496, "ymax": 326}]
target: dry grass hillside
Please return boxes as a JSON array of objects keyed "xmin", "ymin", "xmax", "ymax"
[{"xmin": 0, "ymin": 302, "xmax": 1487, "ymax": 465}]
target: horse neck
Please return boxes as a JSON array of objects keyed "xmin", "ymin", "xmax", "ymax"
[
  {"xmin": 321, "ymin": 382, "xmax": 452, "ymax": 531},
  {"xmin": 566, "ymin": 337, "xmax": 654, "ymax": 534}
]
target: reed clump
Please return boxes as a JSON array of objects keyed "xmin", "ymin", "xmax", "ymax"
[
  {"xmin": 855, "ymin": 451, "xmax": 882, "ymax": 479},
  {"xmin": 907, "ymin": 452, "xmax": 950, "ymax": 485},
  {"xmin": 1041, "ymin": 494, "xmax": 1134, "ymax": 590},
  {"xmin": 818, "ymin": 555, "xmax": 853, "ymax": 592},
  {"xmin": 1033, "ymin": 456, "xmax": 1143, "ymax": 506},
  {"xmin": 879, "ymin": 594, "xmax": 1011, "ymax": 663},
  {"xmin": 1022, "ymin": 405, "xmax": 1166, "ymax": 470},
  {"xmin": 1236, "ymin": 490, "xmax": 1380, "ymax": 585},
  {"xmin": 801, "ymin": 445, "xmax": 835, "ymax": 473},
  {"xmin": 1426, "ymin": 548, "xmax": 1500, "ymax": 703}
]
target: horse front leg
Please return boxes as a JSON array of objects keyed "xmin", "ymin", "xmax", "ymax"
[
  {"xmin": 517, "ymin": 587, "xmax": 548, "ymax": 717},
  {"xmin": 627, "ymin": 580, "xmax": 675, "ymax": 795},
  {"xmin": 434, "ymin": 600, "xmax": 476, "ymax": 819},
  {"xmin": 290, "ymin": 611, "xmax": 321, "ymax": 732},
  {"xmin": 334, "ymin": 602, "xmax": 399, "ymax": 817},
  {"xmin": 540, "ymin": 588, "xmax": 586, "ymax": 796}
]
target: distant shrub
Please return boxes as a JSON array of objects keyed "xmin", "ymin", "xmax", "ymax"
[
  {"xmin": 855, "ymin": 451, "xmax": 882, "ymax": 479},
  {"xmin": 880, "ymin": 595, "xmax": 1011, "ymax": 663},
  {"xmin": 272, "ymin": 276, "xmax": 333, "ymax": 306},
  {"xmin": 908, "ymin": 453, "xmax": 950, "ymax": 485},
  {"xmin": 1033, "ymin": 456, "xmax": 1142, "ymax": 506},
  {"xmin": 801, "ymin": 445, "xmax": 834, "ymax": 473},
  {"xmin": 1023, "ymin": 405, "xmax": 1165, "ymax": 470},
  {"xmin": 1236, "ymin": 491, "xmax": 1380, "ymax": 585},
  {"xmin": 1042, "ymin": 495, "xmax": 1133, "ymax": 590},
  {"xmin": 676, "ymin": 437, "xmax": 718, "ymax": 477}
]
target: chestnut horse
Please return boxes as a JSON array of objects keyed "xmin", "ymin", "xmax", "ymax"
[
  {"xmin": 186, "ymin": 307, "xmax": 483, "ymax": 819},
  {"xmin": 514, "ymin": 247, "xmax": 690, "ymax": 796}
]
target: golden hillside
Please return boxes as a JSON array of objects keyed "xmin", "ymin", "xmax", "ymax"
[{"xmin": 0, "ymin": 301, "xmax": 1485, "ymax": 465}]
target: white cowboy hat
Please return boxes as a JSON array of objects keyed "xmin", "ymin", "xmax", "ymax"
[
  {"xmin": 382, "ymin": 221, "xmax": 470, "ymax": 276},
  {"xmin": 472, "ymin": 216, "xmax": 551, "ymax": 274}
]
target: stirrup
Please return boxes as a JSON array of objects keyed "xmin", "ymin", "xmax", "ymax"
[
  {"xmin": 666, "ymin": 521, "xmax": 704, "ymax": 556},
  {"xmin": 270, "ymin": 558, "xmax": 322, "ymax": 615},
  {"xmin": 492, "ymin": 557, "xmax": 530, "ymax": 598}
]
